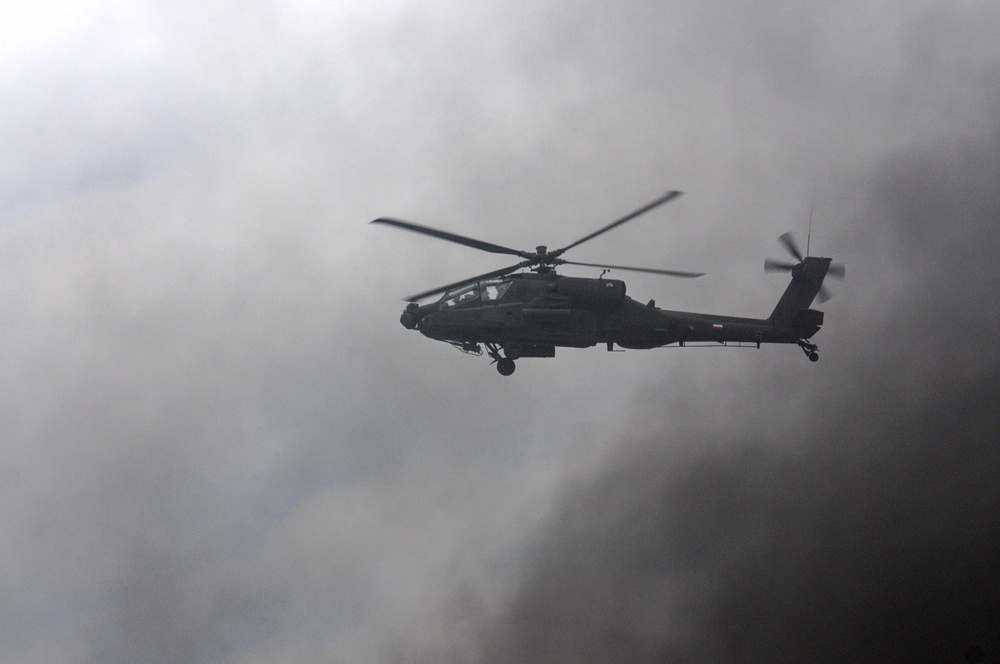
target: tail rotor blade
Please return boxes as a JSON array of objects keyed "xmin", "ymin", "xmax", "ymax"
[
  {"xmin": 827, "ymin": 262, "xmax": 846, "ymax": 279},
  {"xmin": 816, "ymin": 285, "xmax": 833, "ymax": 304},
  {"xmin": 777, "ymin": 232, "xmax": 804, "ymax": 262},
  {"xmin": 764, "ymin": 257, "xmax": 796, "ymax": 273}
]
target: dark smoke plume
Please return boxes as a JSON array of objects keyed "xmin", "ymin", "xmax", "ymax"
[{"xmin": 436, "ymin": 130, "xmax": 1000, "ymax": 663}]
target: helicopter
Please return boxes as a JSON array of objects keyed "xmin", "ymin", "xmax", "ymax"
[{"xmin": 371, "ymin": 191, "xmax": 844, "ymax": 375}]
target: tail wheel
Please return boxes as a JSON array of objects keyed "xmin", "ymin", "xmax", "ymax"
[{"xmin": 797, "ymin": 339, "xmax": 820, "ymax": 362}]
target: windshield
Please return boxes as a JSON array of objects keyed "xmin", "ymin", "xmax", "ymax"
[
  {"xmin": 440, "ymin": 279, "xmax": 511, "ymax": 308},
  {"xmin": 481, "ymin": 279, "xmax": 511, "ymax": 301},
  {"xmin": 440, "ymin": 283, "xmax": 479, "ymax": 308}
]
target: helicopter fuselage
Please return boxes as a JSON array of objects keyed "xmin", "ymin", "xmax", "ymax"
[
  {"xmin": 374, "ymin": 192, "xmax": 840, "ymax": 375},
  {"xmin": 401, "ymin": 271, "xmax": 819, "ymax": 359}
]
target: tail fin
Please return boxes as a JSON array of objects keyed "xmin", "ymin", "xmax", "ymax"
[{"xmin": 768, "ymin": 256, "xmax": 832, "ymax": 328}]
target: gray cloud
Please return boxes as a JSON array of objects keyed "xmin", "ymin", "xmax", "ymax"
[{"xmin": 2, "ymin": 2, "xmax": 999, "ymax": 663}]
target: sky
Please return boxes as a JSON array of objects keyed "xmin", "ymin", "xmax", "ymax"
[{"xmin": 1, "ymin": 1, "xmax": 999, "ymax": 662}]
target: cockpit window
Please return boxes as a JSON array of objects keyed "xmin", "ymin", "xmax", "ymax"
[
  {"xmin": 481, "ymin": 279, "xmax": 512, "ymax": 301},
  {"xmin": 440, "ymin": 283, "xmax": 479, "ymax": 308},
  {"xmin": 440, "ymin": 279, "xmax": 511, "ymax": 308}
]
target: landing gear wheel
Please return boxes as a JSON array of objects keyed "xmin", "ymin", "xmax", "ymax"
[
  {"xmin": 496, "ymin": 358, "xmax": 516, "ymax": 376},
  {"xmin": 797, "ymin": 339, "xmax": 820, "ymax": 362}
]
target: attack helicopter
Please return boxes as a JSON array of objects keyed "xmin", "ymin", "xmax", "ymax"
[{"xmin": 371, "ymin": 191, "xmax": 844, "ymax": 375}]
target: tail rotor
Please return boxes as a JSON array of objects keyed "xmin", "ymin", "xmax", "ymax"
[
  {"xmin": 777, "ymin": 231, "xmax": 804, "ymax": 263},
  {"xmin": 765, "ymin": 232, "xmax": 844, "ymax": 303}
]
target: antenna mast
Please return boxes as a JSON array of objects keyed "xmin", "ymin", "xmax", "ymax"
[{"xmin": 807, "ymin": 207, "xmax": 813, "ymax": 256}]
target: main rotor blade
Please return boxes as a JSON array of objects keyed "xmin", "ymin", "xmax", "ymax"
[
  {"xmin": 552, "ymin": 190, "xmax": 683, "ymax": 256},
  {"xmin": 827, "ymin": 262, "xmax": 846, "ymax": 279},
  {"xmin": 777, "ymin": 232, "xmax": 804, "ymax": 262},
  {"xmin": 561, "ymin": 260, "xmax": 704, "ymax": 278},
  {"xmin": 371, "ymin": 217, "xmax": 533, "ymax": 259},
  {"xmin": 764, "ymin": 257, "xmax": 797, "ymax": 273},
  {"xmin": 403, "ymin": 260, "xmax": 534, "ymax": 302}
]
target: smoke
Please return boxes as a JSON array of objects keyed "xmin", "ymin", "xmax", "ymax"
[
  {"xmin": 5, "ymin": 3, "xmax": 1000, "ymax": 663},
  {"xmin": 422, "ymin": 125, "xmax": 1000, "ymax": 663}
]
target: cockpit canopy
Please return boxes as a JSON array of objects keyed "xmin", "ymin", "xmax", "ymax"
[{"xmin": 440, "ymin": 279, "xmax": 512, "ymax": 308}]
